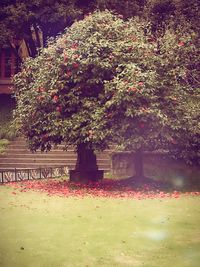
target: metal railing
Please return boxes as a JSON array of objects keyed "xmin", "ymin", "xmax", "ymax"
[{"xmin": 0, "ymin": 166, "xmax": 69, "ymax": 183}]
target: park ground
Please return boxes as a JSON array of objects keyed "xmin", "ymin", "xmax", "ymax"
[{"xmin": 0, "ymin": 176, "xmax": 200, "ymax": 267}]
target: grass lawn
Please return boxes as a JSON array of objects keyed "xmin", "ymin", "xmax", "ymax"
[{"xmin": 0, "ymin": 183, "xmax": 200, "ymax": 267}]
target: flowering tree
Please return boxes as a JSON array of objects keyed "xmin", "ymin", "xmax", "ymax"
[
  {"xmin": 13, "ymin": 11, "xmax": 199, "ymax": 182},
  {"xmin": 97, "ymin": 22, "xmax": 200, "ymax": 177}
]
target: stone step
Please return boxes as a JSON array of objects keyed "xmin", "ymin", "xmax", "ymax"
[
  {"xmin": 0, "ymin": 155, "xmax": 73, "ymax": 160},
  {"xmin": 1, "ymin": 153, "xmax": 110, "ymax": 159},
  {"xmin": 5, "ymin": 145, "xmax": 112, "ymax": 153},
  {"xmin": 0, "ymin": 157, "xmax": 110, "ymax": 164},
  {"xmin": 4, "ymin": 148, "xmax": 111, "ymax": 154},
  {"xmin": 7, "ymin": 147, "xmax": 71, "ymax": 151},
  {"xmin": 0, "ymin": 138, "xmax": 112, "ymax": 171},
  {"xmin": 3, "ymin": 152, "xmax": 76, "ymax": 158},
  {"xmin": 0, "ymin": 162, "xmax": 111, "ymax": 170}
]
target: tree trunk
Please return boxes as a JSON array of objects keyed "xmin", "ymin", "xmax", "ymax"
[
  {"xmin": 33, "ymin": 23, "xmax": 42, "ymax": 48},
  {"xmin": 134, "ymin": 148, "xmax": 145, "ymax": 179},
  {"xmin": 24, "ymin": 25, "xmax": 38, "ymax": 58},
  {"xmin": 69, "ymin": 143, "xmax": 103, "ymax": 182}
]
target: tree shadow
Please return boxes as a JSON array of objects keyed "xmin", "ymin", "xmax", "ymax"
[{"xmin": 67, "ymin": 176, "xmax": 200, "ymax": 194}]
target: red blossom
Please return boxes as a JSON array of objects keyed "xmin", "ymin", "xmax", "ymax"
[
  {"xmin": 42, "ymin": 134, "xmax": 49, "ymax": 140},
  {"xmin": 73, "ymin": 62, "xmax": 79, "ymax": 68},
  {"xmin": 171, "ymin": 97, "xmax": 177, "ymax": 101},
  {"xmin": 131, "ymin": 35, "xmax": 137, "ymax": 41},
  {"xmin": 147, "ymin": 37, "xmax": 155, "ymax": 43},
  {"xmin": 37, "ymin": 95, "xmax": 44, "ymax": 101},
  {"xmin": 4, "ymin": 179, "xmax": 200, "ymax": 200},
  {"xmin": 71, "ymin": 43, "xmax": 78, "ymax": 49},
  {"xmin": 56, "ymin": 106, "xmax": 62, "ymax": 112},
  {"xmin": 138, "ymin": 82, "xmax": 144, "ymax": 87},
  {"xmin": 53, "ymin": 95, "xmax": 59, "ymax": 102},
  {"xmin": 139, "ymin": 122, "xmax": 145, "ymax": 129},
  {"xmin": 171, "ymin": 139, "xmax": 177, "ymax": 145},
  {"xmin": 63, "ymin": 55, "xmax": 68, "ymax": 62},
  {"xmin": 178, "ymin": 41, "xmax": 184, "ymax": 46},
  {"xmin": 128, "ymin": 87, "xmax": 137, "ymax": 92},
  {"xmin": 66, "ymin": 71, "xmax": 72, "ymax": 78}
]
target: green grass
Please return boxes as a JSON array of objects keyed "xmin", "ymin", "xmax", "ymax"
[
  {"xmin": 0, "ymin": 185, "xmax": 200, "ymax": 267},
  {"xmin": 0, "ymin": 94, "xmax": 17, "ymax": 141}
]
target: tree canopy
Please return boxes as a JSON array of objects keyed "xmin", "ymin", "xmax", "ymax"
[
  {"xmin": 13, "ymin": 11, "xmax": 199, "ymax": 169},
  {"xmin": 1, "ymin": 0, "xmax": 199, "ymax": 60}
]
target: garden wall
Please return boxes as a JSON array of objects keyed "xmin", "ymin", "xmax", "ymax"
[{"xmin": 110, "ymin": 151, "xmax": 200, "ymax": 189}]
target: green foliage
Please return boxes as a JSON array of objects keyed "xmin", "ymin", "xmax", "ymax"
[
  {"xmin": 13, "ymin": 11, "xmax": 199, "ymax": 164},
  {"xmin": 14, "ymin": 11, "xmax": 137, "ymax": 151},
  {"xmin": 1, "ymin": 0, "xmax": 199, "ymax": 61},
  {"xmin": 0, "ymin": 139, "xmax": 9, "ymax": 154},
  {"xmin": 0, "ymin": 0, "xmax": 83, "ymax": 57},
  {"xmin": 144, "ymin": 0, "xmax": 200, "ymax": 36},
  {"xmin": 96, "ymin": 0, "xmax": 144, "ymax": 18},
  {"xmin": 0, "ymin": 95, "xmax": 17, "ymax": 140}
]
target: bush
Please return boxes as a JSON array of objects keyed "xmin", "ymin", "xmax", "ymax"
[{"xmin": 0, "ymin": 94, "xmax": 17, "ymax": 140}]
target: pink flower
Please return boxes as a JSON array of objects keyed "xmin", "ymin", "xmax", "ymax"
[
  {"xmin": 66, "ymin": 71, "xmax": 72, "ymax": 78},
  {"xmin": 178, "ymin": 41, "xmax": 184, "ymax": 46},
  {"xmin": 131, "ymin": 35, "xmax": 137, "ymax": 41},
  {"xmin": 139, "ymin": 122, "xmax": 145, "ymax": 129},
  {"xmin": 73, "ymin": 62, "xmax": 79, "ymax": 68},
  {"xmin": 71, "ymin": 43, "xmax": 78, "ymax": 49},
  {"xmin": 37, "ymin": 96, "xmax": 44, "ymax": 101},
  {"xmin": 128, "ymin": 87, "xmax": 137, "ymax": 92},
  {"xmin": 171, "ymin": 97, "xmax": 177, "ymax": 101},
  {"xmin": 138, "ymin": 82, "xmax": 143, "ymax": 87},
  {"xmin": 56, "ymin": 106, "xmax": 62, "ymax": 112},
  {"xmin": 53, "ymin": 95, "xmax": 59, "ymax": 102},
  {"xmin": 171, "ymin": 139, "xmax": 177, "ymax": 145},
  {"xmin": 63, "ymin": 55, "xmax": 68, "ymax": 62}
]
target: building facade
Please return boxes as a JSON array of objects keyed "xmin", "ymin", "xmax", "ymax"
[
  {"xmin": 0, "ymin": 41, "xmax": 29, "ymax": 95},
  {"xmin": 0, "ymin": 48, "xmax": 18, "ymax": 94}
]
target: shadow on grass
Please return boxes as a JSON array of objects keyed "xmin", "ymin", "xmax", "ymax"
[{"xmin": 68, "ymin": 176, "xmax": 200, "ymax": 193}]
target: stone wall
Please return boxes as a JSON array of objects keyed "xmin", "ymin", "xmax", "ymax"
[
  {"xmin": 110, "ymin": 151, "xmax": 168, "ymax": 178},
  {"xmin": 111, "ymin": 151, "xmax": 135, "ymax": 178}
]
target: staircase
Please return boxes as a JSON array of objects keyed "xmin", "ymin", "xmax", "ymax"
[{"xmin": 0, "ymin": 138, "xmax": 111, "ymax": 172}]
